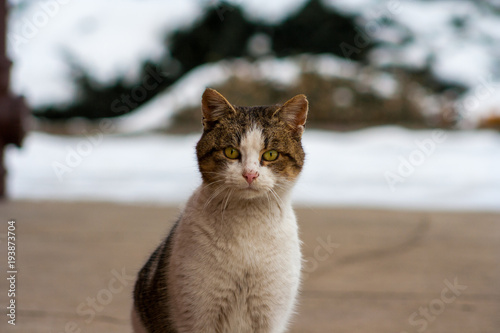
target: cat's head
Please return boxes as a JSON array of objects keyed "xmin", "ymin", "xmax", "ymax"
[{"xmin": 196, "ymin": 88, "xmax": 308, "ymax": 200}]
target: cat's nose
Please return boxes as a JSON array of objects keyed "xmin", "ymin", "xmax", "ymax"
[{"xmin": 243, "ymin": 171, "xmax": 259, "ymax": 185}]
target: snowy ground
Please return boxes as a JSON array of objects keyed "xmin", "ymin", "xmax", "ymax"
[
  {"xmin": 6, "ymin": 1, "xmax": 499, "ymax": 211},
  {"xmin": 5, "ymin": 127, "xmax": 500, "ymax": 211}
]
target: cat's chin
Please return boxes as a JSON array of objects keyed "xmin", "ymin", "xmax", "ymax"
[{"xmin": 236, "ymin": 186, "xmax": 268, "ymax": 200}]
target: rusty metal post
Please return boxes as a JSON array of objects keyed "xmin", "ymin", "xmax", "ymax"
[{"xmin": 0, "ymin": 0, "xmax": 28, "ymax": 199}]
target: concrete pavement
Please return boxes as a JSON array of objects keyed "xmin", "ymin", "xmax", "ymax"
[{"xmin": 0, "ymin": 201, "xmax": 499, "ymax": 332}]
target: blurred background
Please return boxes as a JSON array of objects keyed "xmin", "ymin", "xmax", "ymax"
[
  {"xmin": 3, "ymin": 0, "xmax": 500, "ymax": 210},
  {"xmin": 1, "ymin": 1, "xmax": 499, "ymax": 332}
]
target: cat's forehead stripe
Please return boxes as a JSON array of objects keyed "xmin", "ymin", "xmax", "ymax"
[{"xmin": 240, "ymin": 126, "xmax": 264, "ymax": 151}]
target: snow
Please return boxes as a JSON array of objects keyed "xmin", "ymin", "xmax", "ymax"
[
  {"xmin": 9, "ymin": 0, "xmax": 500, "ymax": 119},
  {"xmin": 455, "ymin": 79, "xmax": 500, "ymax": 128},
  {"xmin": 115, "ymin": 62, "xmax": 232, "ymax": 133},
  {"xmin": 8, "ymin": 0, "xmax": 202, "ymax": 106},
  {"xmin": 229, "ymin": 0, "xmax": 308, "ymax": 23},
  {"xmin": 114, "ymin": 56, "xmax": 347, "ymax": 133},
  {"xmin": 4, "ymin": 1, "xmax": 500, "ymax": 210},
  {"xmin": 5, "ymin": 127, "xmax": 500, "ymax": 211},
  {"xmin": 433, "ymin": 43, "xmax": 493, "ymax": 87}
]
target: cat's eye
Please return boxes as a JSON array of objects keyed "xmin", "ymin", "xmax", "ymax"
[
  {"xmin": 262, "ymin": 150, "xmax": 279, "ymax": 161},
  {"xmin": 224, "ymin": 147, "xmax": 240, "ymax": 159}
]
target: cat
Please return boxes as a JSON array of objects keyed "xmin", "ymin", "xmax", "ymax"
[{"xmin": 132, "ymin": 88, "xmax": 308, "ymax": 333}]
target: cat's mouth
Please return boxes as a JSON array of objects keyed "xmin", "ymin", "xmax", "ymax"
[
  {"xmin": 240, "ymin": 183, "xmax": 259, "ymax": 191},
  {"xmin": 236, "ymin": 183, "xmax": 267, "ymax": 199}
]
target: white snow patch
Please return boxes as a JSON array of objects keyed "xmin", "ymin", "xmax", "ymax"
[
  {"xmin": 5, "ymin": 127, "xmax": 500, "ymax": 211},
  {"xmin": 115, "ymin": 62, "xmax": 232, "ymax": 133},
  {"xmin": 9, "ymin": 0, "xmax": 202, "ymax": 106}
]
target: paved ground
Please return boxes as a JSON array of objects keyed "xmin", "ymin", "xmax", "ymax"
[{"xmin": 0, "ymin": 200, "xmax": 499, "ymax": 333}]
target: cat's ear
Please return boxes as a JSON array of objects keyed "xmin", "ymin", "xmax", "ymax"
[
  {"xmin": 275, "ymin": 94, "xmax": 309, "ymax": 134},
  {"xmin": 201, "ymin": 88, "xmax": 236, "ymax": 129}
]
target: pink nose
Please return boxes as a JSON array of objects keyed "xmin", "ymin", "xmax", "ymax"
[{"xmin": 243, "ymin": 172, "xmax": 259, "ymax": 185}]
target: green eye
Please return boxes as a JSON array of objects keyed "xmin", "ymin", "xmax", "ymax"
[
  {"xmin": 224, "ymin": 147, "xmax": 240, "ymax": 159},
  {"xmin": 262, "ymin": 150, "xmax": 279, "ymax": 161}
]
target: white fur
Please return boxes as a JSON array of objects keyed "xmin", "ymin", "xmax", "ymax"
[
  {"xmin": 132, "ymin": 128, "xmax": 301, "ymax": 333},
  {"xmin": 169, "ymin": 188, "xmax": 301, "ymax": 333},
  {"xmin": 223, "ymin": 126, "xmax": 281, "ymax": 200},
  {"xmin": 241, "ymin": 127, "xmax": 263, "ymax": 176},
  {"xmin": 137, "ymin": 127, "xmax": 302, "ymax": 333}
]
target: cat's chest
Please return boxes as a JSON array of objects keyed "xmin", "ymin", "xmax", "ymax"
[
  {"xmin": 220, "ymin": 211, "xmax": 299, "ymax": 275},
  {"xmin": 218, "ymin": 205, "xmax": 295, "ymax": 246},
  {"xmin": 172, "ymin": 201, "xmax": 302, "ymax": 328},
  {"xmin": 184, "ymin": 203, "xmax": 299, "ymax": 266}
]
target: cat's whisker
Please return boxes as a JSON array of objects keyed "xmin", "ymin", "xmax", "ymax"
[
  {"xmin": 226, "ymin": 189, "xmax": 234, "ymax": 210},
  {"xmin": 270, "ymin": 193, "xmax": 281, "ymax": 212},
  {"xmin": 269, "ymin": 188, "xmax": 285, "ymax": 212},
  {"xmin": 221, "ymin": 188, "xmax": 234, "ymax": 221},
  {"xmin": 220, "ymin": 188, "xmax": 229, "ymax": 215},
  {"xmin": 273, "ymin": 182, "xmax": 296, "ymax": 195},
  {"xmin": 203, "ymin": 185, "xmax": 227, "ymax": 211},
  {"xmin": 202, "ymin": 179, "xmax": 225, "ymax": 190},
  {"xmin": 265, "ymin": 192, "xmax": 272, "ymax": 217},
  {"xmin": 272, "ymin": 183, "xmax": 289, "ymax": 191}
]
